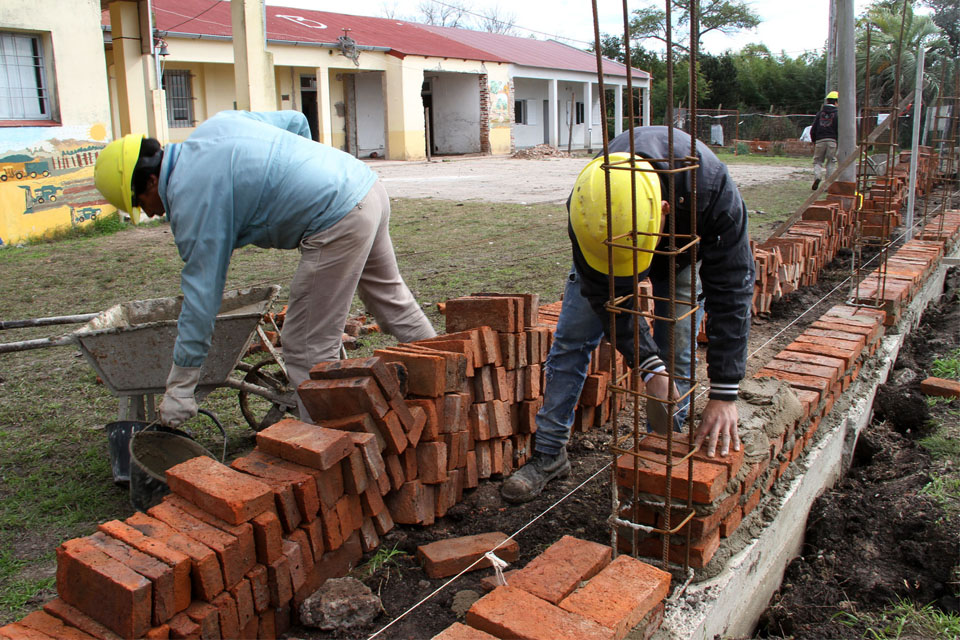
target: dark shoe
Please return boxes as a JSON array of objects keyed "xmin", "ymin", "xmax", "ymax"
[
  {"xmin": 811, "ymin": 178, "xmax": 821, "ymax": 190},
  {"xmin": 501, "ymin": 450, "xmax": 571, "ymax": 504}
]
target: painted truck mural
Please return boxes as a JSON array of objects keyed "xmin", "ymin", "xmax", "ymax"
[{"xmin": 0, "ymin": 124, "xmax": 116, "ymax": 245}]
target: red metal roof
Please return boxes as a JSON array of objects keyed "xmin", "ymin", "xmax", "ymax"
[{"xmin": 104, "ymin": 1, "xmax": 646, "ymax": 77}]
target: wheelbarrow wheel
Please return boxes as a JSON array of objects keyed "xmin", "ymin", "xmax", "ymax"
[{"xmin": 238, "ymin": 357, "xmax": 297, "ymax": 431}]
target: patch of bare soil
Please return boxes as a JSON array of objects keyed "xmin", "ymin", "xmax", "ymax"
[{"xmin": 755, "ymin": 267, "xmax": 960, "ymax": 639}]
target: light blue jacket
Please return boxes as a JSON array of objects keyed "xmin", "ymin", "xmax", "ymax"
[{"xmin": 158, "ymin": 110, "xmax": 377, "ymax": 368}]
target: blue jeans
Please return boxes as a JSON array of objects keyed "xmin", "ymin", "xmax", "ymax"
[{"xmin": 533, "ymin": 265, "xmax": 703, "ymax": 456}]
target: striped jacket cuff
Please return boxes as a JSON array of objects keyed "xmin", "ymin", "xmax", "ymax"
[{"xmin": 709, "ymin": 380, "xmax": 740, "ymax": 401}]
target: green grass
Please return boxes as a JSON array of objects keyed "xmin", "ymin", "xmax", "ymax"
[
  {"xmin": 931, "ymin": 348, "xmax": 960, "ymax": 380},
  {"xmin": 358, "ymin": 544, "xmax": 408, "ymax": 578},
  {"xmin": 740, "ymin": 179, "xmax": 813, "ymax": 239},
  {"xmin": 0, "ymin": 549, "xmax": 55, "ymax": 621},
  {"xmin": 834, "ymin": 599, "xmax": 960, "ymax": 639},
  {"xmin": 716, "ymin": 148, "xmax": 811, "ymax": 167}
]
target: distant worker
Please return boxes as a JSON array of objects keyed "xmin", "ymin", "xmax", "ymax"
[
  {"xmin": 501, "ymin": 126, "xmax": 754, "ymax": 504},
  {"xmin": 810, "ymin": 91, "xmax": 839, "ymax": 190},
  {"xmin": 94, "ymin": 110, "xmax": 436, "ymax": 427}
]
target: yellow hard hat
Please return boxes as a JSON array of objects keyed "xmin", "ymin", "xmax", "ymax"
[
  {"xmin": 94, "ymin": 134, "xmax": 144, "ymax": 223},
  {"xmin": 570, "ymin": 153, "xmax": 662, "ymax": 277},
  {"xmin": 826, "ymin": 91, "xmax": 839, "ymax": 100}
]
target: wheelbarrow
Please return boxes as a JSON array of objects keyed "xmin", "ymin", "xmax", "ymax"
[{"xmin": 0, "ymin": 285, "xmax": 298, "ymax": 430}]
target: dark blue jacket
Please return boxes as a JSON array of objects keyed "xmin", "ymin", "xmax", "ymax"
[
  {"xmin": 569, "ymin": 127, "xmax": 754, "ymax": 399},
  {"xmin": 811, "ymin": 103, "xmax": 839, "ymax": 142}
]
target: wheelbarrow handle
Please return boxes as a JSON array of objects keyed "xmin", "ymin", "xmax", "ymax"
[{"xmin": 197, "ymin": 409, "xmax": 228, "ymax": 463}]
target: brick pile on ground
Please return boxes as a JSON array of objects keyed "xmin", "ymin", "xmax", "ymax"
[
  {"xmin": 431, "ymin": 535, "xmax": 670, "ymax": 640},
  {"xmin": 613, "ymin": 208, "xmax": 959, "ymax": 570},
  {"xmin": 510, "ymin": 144, "xmax": 570, "ymax": 159}
]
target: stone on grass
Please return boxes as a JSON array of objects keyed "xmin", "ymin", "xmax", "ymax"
[{"xmin": 299, "ymin": 577, "xmax": 381, "ymax": 631}]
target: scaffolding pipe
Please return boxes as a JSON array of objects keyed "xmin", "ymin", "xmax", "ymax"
[{"xmin": 905, "ymin": 47, "xmax": 926, "ymax": 240}]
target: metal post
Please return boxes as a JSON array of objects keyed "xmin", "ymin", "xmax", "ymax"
[{"xmin": 905, "ymin": 47, "xmax": 925, "ymax": 240}]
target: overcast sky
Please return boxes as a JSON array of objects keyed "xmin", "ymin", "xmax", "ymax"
[{"xmin": 267, "ymin": 0, "xmax": 884, "ymax": 57}]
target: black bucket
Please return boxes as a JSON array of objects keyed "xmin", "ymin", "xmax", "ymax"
[
  {"xmin": 106, "ymin": 420, "xmax": 191, "ymax": 485},
  {"xmin": 115, "ymin": 409, "xmax": 226, "ymax": 512}
]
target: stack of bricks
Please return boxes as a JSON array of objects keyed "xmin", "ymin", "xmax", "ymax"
[
  {"xmin": 917, "ymin": 210, "xmax": 960, "ymax": 251},
  {"xmin": 853, "ymin": 238, "xmax": 946, "ymax": 326},
  {"xmin": 7, "ymin": 438, "xmax": 370, "ymax": 640},
  {"xmin": 613, "ymin": 301, "xmax": 887, "ymax": 569},
  {"xmin": 432, "ymin": 536, "xmax": 671, "ymax": 640}
]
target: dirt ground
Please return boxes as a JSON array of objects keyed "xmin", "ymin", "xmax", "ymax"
[
  {"xmin": 370, "ymin": 155, "xmax": 808, "ymax": 204},
  {"xmin": 755, "ymin": 268, "xmax": 960, "ymax": 639}
]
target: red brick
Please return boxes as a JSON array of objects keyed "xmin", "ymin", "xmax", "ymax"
[
  {"xmin": 244, "ymin": 450, "xmax": 341, "ymax": 511},
  {"xmin": 386, "ymin": 480, "xmax": 436, "ymax": 526},
  {"xmin": 86, "ymin": 532, "xmax": 178, "ymax": 624},
  {"xmin": 165, "ymin": 611, "xmax": 199, "ymax": 638},
  {"xmin": 742, "ymin": 486, "xmax": 763, "ymax": 517},
  {"xmin": 791, "ymin": 388, "xmax": 821, "ymax": 420},
  {"xmin": 920, "ymin": 377, "xmax": 960, "ymax": 398},
  {"xmin": 406, "ymin": 404, "xmax": 426, "ymax": 447},
  {"xmin": 417, "ymin": 441, "xmax": 449, "ymax": 484},
  {"xmin": 318, "ymin": 502, "xmax": 344, "ymax": 550},
  {"xmin": 420, "ymin": 339, "xmax": 477, "ymax": 378},
  {"xmin": 396, "ymin": 343, "xmax": 468, "ymax": 392},
  {"xmin": 347, "ymin": 432, "xmax": 390, "ymax": 495},
  {"xmin": 256, "ymin": 419, "xmax": 354, "ymax": 471},
  {"xmin": 56, "ymin": 537, "xmax": 152, "ymax": 639},
  {"xmin": 559, "ymin": 555, "xmax": 670, "ymax": 639},
  {"xmin": 488, "ymin": 400, "xmax": 512, "ymax": 438},
  {"xmin": 408, "ymin": 398, "xmax": 442, "ymax": 442},
  {"xmin": 522, "ymin": 364, "xmax": 541, "ymax": 400},
  {"xmin": 416, "ymin": 532, "xmax": 519, "ymax": 579},
  {"xmin": 164, "ymin": 456, "xmax": 273, "ymax": 526},
  {"xmin": 615, "ymin": 452, "xmax": 727, "ymax": 504},
  {"xmin": 257, "ymin": 609, "xmax": 276, "ymax": 640},
  {"xmin": 125, "ymin": 513, "xmax": 224, "ymax": 601},
  {"xmin": 375, "ymin": 349, "xmax": 446, "ymax": 397},
  {"xmin": 431, "ymin": 621, "xmax": 500, "ymax": 639},
  {"xmin": 309, "ymin": 356, "xmax": 403, "ymax": 400},
  {"xmin": 229, "ymin": 578, "xmax": 256, "ymax": 631},
  {"xmin": 291, "ymin": 532, "xmax": 363, "ymax": 609},
  {"xmin": 359, "ymin": 517, "xmax": 381, "ymax": 552},
  {"xmin": 509, "ymin": 535, "xmax": 611, "ymax": 604},
  {"xmin": 775, "ymin": 350, "xmax": 846, "ymax": 375},
  {"xmin": 245, "ymin": 564, "xmax": 271, "ymax": 614},
  {"xmin": 766, "ymin": 359, "xmax": 839, "ymax": 386},
  {"xmin": 434, "ymin": 472, "xmax": 458, "ymax": 518},
  {"xmin": 812, "ymin": 319, "xmax": 879, "ymax": 343},
  {"xmin": 465, "ymin": 450, "xmax": 479, "ymax": 488},
  {"xmin": 315, "ymin": 412, "xmax": 386, "ymax": 451},
  {"xmin": 239, "ymin": 614, "xmax": 259, "ymax": 640},
  {"xmin": 266, "ymin": 555, "xmax": 293, "ymax": 607},
  {"xmin": 637, "ymin": 434, "xmax": 744, "ymax": 481},
  {"xmin": 620, "ymin": 489, "xmax": 738, "ymax": 541},
  {"xmin": 418, "ymin": 329, "xmax": 484, "ymax": 366},
  {"xmin": 43, "ymin": 598, "xmax": 123, "ymax": 640},
  {"xmin": 498, "ymin": 333, "xmax": 517, "ymax": 370},
  {"xmin": 160, "ymin": 495, "xmax": 257, "ymax": 576},
  {"xmin": 443, "ymin": 393, "xmax": 467, "ymax": 433},
  {"xmin": 720, "ymin": 507, "xmax": 742, "ymax": 538},
  {"xmin": 0, "ymin": 622, "xmax": 60, "ymax": 640},
  {"xmin": 470, "ymin": 402, "xmax": 493, "ymax": 441},
  {"xmin": 793, "ymin": 334, "xmax": 862, "ymax": 363},
  {"xmin": 298, "ymin": 376, "xmax": 390, "ymax": 422},
  {"xmin": 371, "ymin": 410, "xmax": 409, "ymax": 455},
  {"xmin": 341, "ymin": 448, "xmax": 369, "ymax": 495},
  {"xmin": 147, "ymin": 500, "xmax": 251, "ymax": 589},
  {"xmin": 445, "ymin": 297, "xmax": 518, "ymax": 333},
  {"xmin": 634, "ymin": 527, "xmax": 721, "ymax": 569},
  {"xmin": 229, "ymin": 452, "xmax": 320, "ymax": 523},
  {"xmin": 466, "ymin": 585, "xmax": 614, "ymax": 640},
  {"xmin": 756, "ymin": 368, "xmax": 829, "ymax": 397},
  {"xmin": 475, "ymin": 441, "xmax": 492, "ymax": 479},
  {"xmin": 335, "ymin": 493, "xmax": 364, "ymax": 539},
  {"xmin": 210, "ymin": 592, "xmax": 239, "ymax": 640},
  {"xmin": 97, "ymin": 520, "xmax": 191, "ymax": 615},
  {"xmin": 16, "ymin": 611, "xmax": 97, "ymax": 640},
  {"xmin": 251, "ymin": 510, "xmax": 284, "ymax": 565},
  {"xmin": 384, "ymin": 453, "xmax": 406, "ymax": 491},
  {"xmin": 183, "ymin": 601, "xmax": 219, "ymax": 640}
]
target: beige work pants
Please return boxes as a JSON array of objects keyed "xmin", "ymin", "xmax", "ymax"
[
  {"xmin": 282, "ymin": 180, "xmax": 436, "ymax": 419},
  {"xmin": 813, "ymin": 139, "xmax": 837, "ymax": 180}
]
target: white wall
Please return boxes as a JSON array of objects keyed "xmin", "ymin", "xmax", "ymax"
[
  {"xmin": 429, "ymin": 72, "xmax": 480, "ymax": 155},
  {"xmin": 513, "ymin": 78, "xmax": 548, "ymax": 149},
  {"xmin": 355, "ymin": 71, "xmax": 385, "ymax": 157}
]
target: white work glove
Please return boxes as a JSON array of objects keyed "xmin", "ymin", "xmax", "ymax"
[{"xmin": 158, "ymin": 364, "xmax": 201, "ymax": 428}]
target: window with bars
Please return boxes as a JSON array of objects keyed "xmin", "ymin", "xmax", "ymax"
[
  {"xmin": 162, "ymin": 69, "xmax": 195, "ymax": 128},
  {"xmin": 0, "ymin": 31, "xmax": 51, "ymax": 121}
]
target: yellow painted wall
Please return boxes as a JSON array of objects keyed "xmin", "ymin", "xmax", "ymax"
[{"xmin": 0, "ymin": 0, "xmax": 114, "ymax": 245}]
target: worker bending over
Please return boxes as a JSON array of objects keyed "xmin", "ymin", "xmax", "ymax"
[
  {"xmin": 94, "ymin": 110, "xmax": 436, "ymax": 427},
  {"xmin": 502, "ymin": 126, "xmax": 754, "ymax": 504}
]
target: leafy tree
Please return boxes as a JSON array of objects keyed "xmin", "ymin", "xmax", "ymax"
[
  {"xmin": 629, "ymin": 0, "xmax": 761, "ymax": 53},
  {"xmin": 920, "ymin": 0, "xmax": 960, "ymax": 59}
]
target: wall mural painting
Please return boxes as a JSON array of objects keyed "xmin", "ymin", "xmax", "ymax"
[
  {"xmin": 0, "ymin": 123, "xmax": 115, "ymax": 245},
  {"xmin": 488, "ymin": 80, "xmax": 510, "ymax": 128}
]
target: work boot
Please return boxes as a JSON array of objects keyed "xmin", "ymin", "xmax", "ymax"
[
  {"xmin": 811, "ymin": 178, "xmax": 821, "ymax": 190},
  {"xmin": 501, "ymin": 449, "xmax": 571, "ymax": 504}
]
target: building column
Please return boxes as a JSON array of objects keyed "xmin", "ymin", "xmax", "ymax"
[
  {"xmin": 614, "ymin": 83, "xmax": 623, "ymax": 136},
  {"xmin": 642, "ymin": 83, "xmax": 651, "ymax": 127},
  {"xmin": 109, "ymin": 1, "xmax": 150, "ymax": 136},
  {"xmin": 384, "ymin": 58, "xmax": 425, "ymax": 160},
  {"xmin": 231, "ymin": 0, "xmax": 276, "ymax": 111},
  {"xmin": 547, "ymin": 78, "xmax": 558, "ymax": 147},
  {"xmin": 315, "ymin": 66, "xmax": 332, "ymax": 146},
  {"xmin": 583, "ymin": 81, "xmax": 592, "ymax": 150}
]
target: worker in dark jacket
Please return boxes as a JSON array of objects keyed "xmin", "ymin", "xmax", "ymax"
[
  {"xmin": 502, "ymin": 126, "xmax": 754, "ymax": 504},
  {"xmin": 810, "ymin": 91, "xmax": 839, "ymax": 190}
]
